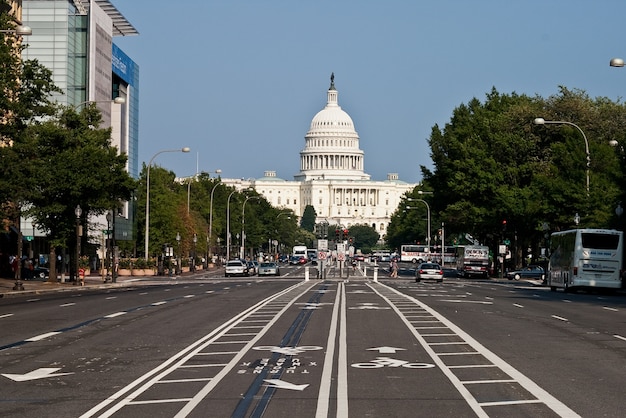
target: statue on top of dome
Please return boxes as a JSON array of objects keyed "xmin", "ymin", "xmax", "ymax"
[{"xmin": 330, "ymin": 72, "xmax": 335, "ymax": 89}]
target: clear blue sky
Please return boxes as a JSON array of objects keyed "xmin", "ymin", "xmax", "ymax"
[{"xmin": 112, "ymin": 0, "xmax": 626, "ymax": 184}]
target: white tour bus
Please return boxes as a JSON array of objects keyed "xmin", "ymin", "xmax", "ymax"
[
  {"xmin": 400, "ymin": 244, "xmax": 431, "ymax": 264},
  {"xmin": 548, "ymin": 228, "xmax": 623, "ymax": 292}
]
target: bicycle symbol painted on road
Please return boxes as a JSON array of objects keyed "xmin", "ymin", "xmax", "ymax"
[{"xmin": 351, "ymin": 357, "xmax": 435, "ymax": 369}]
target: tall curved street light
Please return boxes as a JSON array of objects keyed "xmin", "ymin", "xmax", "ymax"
[
  {"xmin": 0, "ymin": 25, "xmax": 32, "ymax": 36},
  {"xmin": 187, "ymin": 169, "xmax": 221, "ymax": 214},
  {"xmin": 72, "ymin": 97, "xmax": 125, "ymax": 110},
  {"xmin": 533, "ymin": 118, "xmax": 590, "ymax": 196},
  {"xmin": 406, "ymin": 198, "xmax": 431, "ymax": 249},
  {"xmin": 208, "ymin": 181, "xmax": 222, "ymax": 261},
  {"xmin": 144, "ymin": 147, "xmax": 190, "ymax": 257},
  {"xmin": 225, "ymin": 190, "xmax": 238, "ymax": 261},
  {"xmin": 241, "ymin": 196, "xmax": 260, "ymax": 259}
]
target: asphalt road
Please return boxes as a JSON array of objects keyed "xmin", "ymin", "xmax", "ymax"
[{"xmin": 1, "ymin": 264, "xmax": 625, "ymax": 417}]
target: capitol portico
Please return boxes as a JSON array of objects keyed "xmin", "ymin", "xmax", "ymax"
[{"xmin": 222, "ymin": 74, "xmax": 417, "ymax": 237}]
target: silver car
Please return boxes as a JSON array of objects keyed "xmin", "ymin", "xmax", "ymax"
[
  {"xmin": 258, "ymin": 262, "xmax": 280, "ymax": 276},
  {"xmin": 415, "ymin": 262, "xmax": 444, "ymax": 283}
]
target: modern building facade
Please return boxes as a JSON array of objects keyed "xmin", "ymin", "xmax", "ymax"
[
  {"xmin": 222, "ymin": 75, "xmax": 417, "ymax": 238},
  {"xmin": 20, "ymin": 0, "xmax": 138, "ymax": 267}
]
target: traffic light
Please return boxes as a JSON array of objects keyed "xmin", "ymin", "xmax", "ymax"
[
  {"xmin": 335, "ymin": 229, "xmax": 340, "ymax": 241},
  {"xmin": 343, "ymin": 229, "xmax": 349, "ymax": 240}
]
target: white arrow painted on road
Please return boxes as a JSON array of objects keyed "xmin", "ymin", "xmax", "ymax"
[
  {"xmin": 2, "ymin": 367, "xmax": 74, "ymax": 382},
  {"xmin": 263, "ymin": 379, "xmax": 309, "ymax": 391},
  {"xmin": 367, "ymin": 346, "xmax": 406, "ymax": 354}
]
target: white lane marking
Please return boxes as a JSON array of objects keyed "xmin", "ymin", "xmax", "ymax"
[
  {"xmin": 60, "ymin": 303, "xmax": 76, "ymax": 307},
  {"xmin": 603, "ymin": 307, "xmax": 618, "ymax": 312},
  {"xmin": 80, "ymin": 281, "xmax": 314, "ymax": 418},
  {"xmin": 105, "ymin": 296, "xmax": 117, "ymax": 300},
  {"xmin": 27, "ymin": 299, "xmax": 40, "ymax": 302},
  {"xmin": 551, "ymin": 315, "xmax": 568, "ymax": 322},
  {"xmin": 513, "ymin": 303, "xmax": 524, "ymax": 308},
  {"xmin": 338, "ymin": 283, "xmax": 348, "ymax": 417},
  {"xmin": 26, "ymin": 331, "xmax": 61, "ymax": 342},
  {"xmin": 184, "ymin": 295, "xmax": 194, "ymax": 298},
  {"xmin": 439, "ymin": 299, "xmax": 493, "ymax": 305},
  {"xmin": 316, "ymin": 282, "xmax": 343, "ymax": 418},
  {"xmin": 105, "ymin": 312, "xmax": 126, "ymax": 318},
  {"xmin": 152, "ymin": 301, "xmax": 167, "ymax": 306},
  {"xmin": 0, "ymin": 313, "xmax": 14, "ymax": 319},
  {"xmin": 372, "ymin": 283, "xmax": 581, "ymax": 418},
  {"xmin": 2, "ymin": 367, "xmax": 74, "ymax": 381},
  {"xmin": 613, "ymin": 335, "xmax": 626, "ymax": 342},
  {"xmin": 263, "ymin": 379, "xmax": 309, "ymax": 391}
]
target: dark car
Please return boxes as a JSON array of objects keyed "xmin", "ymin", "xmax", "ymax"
[
  {"xmin": 506, "ymin": 265, "xmax": 545, "ymax": 281},
  {"xmin": 24, "ymin": 266, "xmax": 49, "ymax": 280},
  {"xmin": 289, "ymin": 256, "xmax": 307, "ymax": 265}
]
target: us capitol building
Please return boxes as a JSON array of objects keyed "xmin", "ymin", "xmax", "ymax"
[{"xmin": 222, "ymin": 74, "xmax": 418, "ymax": 237}]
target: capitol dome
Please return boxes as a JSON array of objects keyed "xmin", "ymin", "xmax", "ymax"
[{"xmin": 295, "ymin": 73, "xmax": 369, "ymax": 181}]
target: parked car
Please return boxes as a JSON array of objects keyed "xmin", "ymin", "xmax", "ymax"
[
  {"xmin": 23, "ymin": 266, "xmax": 49, "ymax": 280},
  {"xmin": 506, "ymin": 265, "xmax": 545, "ymax": 281},
  {"xmin": 415, "ymin": 262, "xmax": 444, "ymax": 283},
  {"xmin": 258, "ymin": 262, "xmax": 280, "ymax": 276},
  {"xmin": 278, "ymin": 255, "xmax": 289, "ymax": 263},
  {"xmin": 225, "ymin": 259, "xmax": 249, "ymax": 277},
  {"xmin": 354, "ymin": 255, "xmax": 365, "ymax": 262}
]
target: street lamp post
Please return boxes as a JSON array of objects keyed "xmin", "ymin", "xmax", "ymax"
[
  {"xmin": 176, "ymin": 232, "xmax": 181, "ymax": 275},
  {"xmin": 187, "ymin": 169, "xmax": 221, "ymax": 214},
  {"xmin": 533, "ymin": 118, "xmax": 590, "ymax": 196},
  {"xmin": 406, "ymin": 198, "xmax": 431, "ymax": 249},
  {"xmin": 192, "ymin": 233, "xmax": 197, "ymax": 272},
  {"xmin": 105, "ymin": 212, "xmax": 112, "ymax": 283},
  {"xmin": 241, "ymin": 196, "xmax": 260, "ymax": 259},
  {"xmin": 144, "ymin": 147, "xmax": 190, "ymax": 258},
  {"xmin": 72, "ymin": 97, "xmax": 125, "ymax": 110},
  {"xmin": 0, "ymin": 25, "xmax": 32, "ymax": 36},
  {"xmin": 75, "ymin": 205, "xmax": 82, "ymax": 285},
  {"xmin": 208, "ymin": 181, "xmax": 222, "ymax": 262},
  {"xmin": 226, "ymin": 190, "xmax": 238, "ymax": 261}
]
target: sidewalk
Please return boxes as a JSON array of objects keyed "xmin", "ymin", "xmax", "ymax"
[{"xmin": 0, "ymin": 270, "xmax": 215, "ymax": 298}]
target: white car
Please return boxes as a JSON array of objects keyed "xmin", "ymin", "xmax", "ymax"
[
  {"xmin": 225, "ymin": 260, "xmax": 249, "ymax": 277},
  {"xmin": 415, "ymin": 262, "xmax": 444, "ymax": 283}
]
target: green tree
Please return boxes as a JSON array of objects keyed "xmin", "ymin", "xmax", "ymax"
[
  {"xmin": 347, "ymin": 224, "xmax": 379, "ymax": 254},
  {"xmin": 25, "ymin": 106, "xmax": 136, "ymax": 278},
  {"xmin": 300, "ymin": 205, "xmax": 316, "ymax": 232},
  {"xmin": 0, "ymin": 14, "xmax": 63, "ymax": 281},
  {"xmin": 419, "ymin": 86, "xmax": 626, "ymax": 268}
]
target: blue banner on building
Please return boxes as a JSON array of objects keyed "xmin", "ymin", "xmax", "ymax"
[{"xmin": 112, "ymin": 43, "xmax": 135, "ymax": 85}]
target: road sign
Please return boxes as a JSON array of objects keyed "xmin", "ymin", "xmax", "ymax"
[
  {"xmin": 337, "ymin": 253, "xmax": 345, "ymax": 261},
  {"xmin": 318, "ymin": 251, "xmax": 327, "ymax": 260},
  {"xmin": 317, "ymin": 239, "xmax": 328, "ymax": 251}
]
